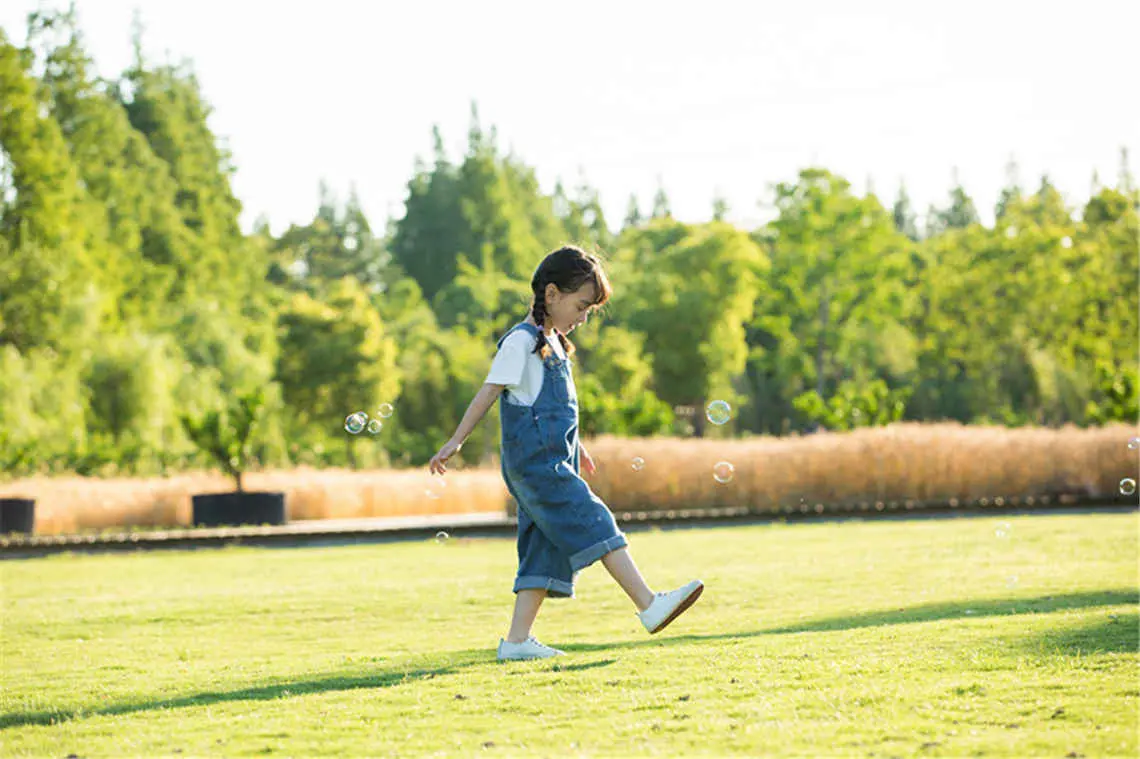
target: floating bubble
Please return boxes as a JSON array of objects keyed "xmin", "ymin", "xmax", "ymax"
[
  {"xmin": 1121, "ymin": 478, "xmax": 1137, "ymax": 496},
  {"xmin": 713, "ymin": 461, "xmax": 735, "ymax": 484},
  {"xmin": 435, "ymin": 531, "xmax": 450, "ymax": 544},
  {"xmin": 994, "ymin": 522, "xmax": 1012, "ymax": 539},
  {"xmin": 1060, "ymin": 236, "xmax": 1073, "ymax": 249},
  {"xmin": 1005, "ymin": 575, "xmax": 1019, "ymax": 589},
  {"xmin": 1128, "ymin": 437, "xmax": 1139, "ymax": 451},
  {"xmin": 706, "ymin": 400, "xmax": 732, "ymax": 426},
  {"xmin": 1005, "ymin": 226, "xmax": 1017, "ymax": 239},
  {"xmin": 344, "ymin": 412, "xmax": 368, "ymax": 435},
  {"xmin": 631, "ymin": 456, "xmax": 645, "ymax": 472},
  {"xmin": 377, "ymin": 403, "xmax": 395, "ymax": 419},
  {"xmin": 367, "ymin": 419, "xmax": 383, "ymax": 435},
  {"xmin": 426, "ymin": 476, "xmax": 448, "ymax": 500}
]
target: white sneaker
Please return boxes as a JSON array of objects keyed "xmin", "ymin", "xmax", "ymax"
[
  {"xmin": 637, "ymin": 580, "xmax": 704, "ymax": 634},
  {"xmin": 497, "ymin": 636, "xmax": 566, "ymax": 661}
]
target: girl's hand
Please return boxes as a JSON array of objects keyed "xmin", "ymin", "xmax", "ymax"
[
  {"xmin": 580, "ymin": 444, "xmax": 597, "ymax": 477},
  {"xmin": 429, "ymin": 439, "xmax": 463, "ymax": 475}
]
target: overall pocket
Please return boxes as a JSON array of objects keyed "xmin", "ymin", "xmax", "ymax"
[{"xmin": 534, "ymin": 413, "xmax": 575, "ymax": 459}]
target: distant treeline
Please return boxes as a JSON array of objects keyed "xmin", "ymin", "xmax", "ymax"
[{"xmin": 1, "ymin": 9, "xmax": 1137, "ymax": 478}]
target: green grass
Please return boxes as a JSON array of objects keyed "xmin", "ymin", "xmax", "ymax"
[{"xmin": 1, "ymin": 512, "xmax": 1136, "ymax": 757}]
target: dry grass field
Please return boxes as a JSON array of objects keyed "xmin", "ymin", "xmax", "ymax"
[{"xmin": 2, "ymin": 422, "xmax": 1136, "ymax": 535}]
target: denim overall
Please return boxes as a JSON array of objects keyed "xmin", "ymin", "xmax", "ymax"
[{"xmin": 497, "ymin": 322, "xmax": 628, "ymax": 598}]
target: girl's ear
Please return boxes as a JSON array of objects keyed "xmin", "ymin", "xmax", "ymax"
[{"xmin": 545, "ymin": 282, "xmax": 559, "ymax": 305}]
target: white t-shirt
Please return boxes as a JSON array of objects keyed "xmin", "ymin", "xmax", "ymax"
[{"xmin": 485, "ymin": 327, "xmax": 567, "ymax": 407}]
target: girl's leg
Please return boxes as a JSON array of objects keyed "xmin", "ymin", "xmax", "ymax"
[
  {"xmin": 506, "ymin": 588, "xmax": 547, "ymax": 643},
  {"xmin": 601, "ymin": 547, "xmax": 655, "ymax": 612}
]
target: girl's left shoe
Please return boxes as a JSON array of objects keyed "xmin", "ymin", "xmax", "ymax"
[
  {"xmin": 638, "ymin": 580, "xmax": 704, "ymax": 634},
  {"xmin": 497, "ymin": 636, "xmax": 566, "ymax": 661}
]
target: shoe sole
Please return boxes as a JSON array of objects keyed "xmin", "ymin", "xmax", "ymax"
[{"xmin": 648, "ymin": 582, "xmax": 704, "ymax": 634}]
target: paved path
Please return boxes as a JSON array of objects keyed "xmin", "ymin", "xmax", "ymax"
[{"xmin": 1, "ymin": 494, "xmax": 1134, "ymax": 559}]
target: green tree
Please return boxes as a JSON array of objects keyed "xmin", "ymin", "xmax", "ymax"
[
  {"xmin": 617, "ymin": 219, "xmax": 768, "ymax": 436},
  {"xmin": 650, "ymin": 177, "xmax": 672, "ymax": 219},
  {"xmin": 623, "ymin": 193, "xmax": 642, "ymax": 229},
  {"xmin": 891, "ymin": 181, "xmax": 919, "ymax": 241},
  {"xmin": 275, "ymin": 278, "xmax": 401, "ymax": 467},
  {"xmin": 748, "ymin": 169, "xmax": 915, "ymax": 433}
]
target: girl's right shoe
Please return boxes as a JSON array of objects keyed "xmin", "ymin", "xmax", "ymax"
[
  {"xmin": 497, "ymin": 636, "xmax": 565, "ymax": 661},
  {"xmin": 637, "ymin": 580, "xmax": 704, "ymax": 634}
]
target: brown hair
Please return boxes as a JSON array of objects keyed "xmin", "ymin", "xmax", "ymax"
[{"xmin": 530, "ymin": 245, "xmax": 612, "ymax": 358}]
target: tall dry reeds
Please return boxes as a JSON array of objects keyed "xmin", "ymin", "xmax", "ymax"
[
  {"xmin": 2, "ymin": 422, "xmax": 1136, "ymax": 535},
  {"xmin": 583, "ymin": 422, "xmax": 1138, "ymax": 512}
]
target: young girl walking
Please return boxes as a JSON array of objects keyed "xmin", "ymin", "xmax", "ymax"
[{"xmin": 428, "ymin": 245, "xmax": 704, "ymax": 661}]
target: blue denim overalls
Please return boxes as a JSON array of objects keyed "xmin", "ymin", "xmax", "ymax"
[{"xmin": 497, "ymin": 322, "xmax": 628, "ymax": 598}]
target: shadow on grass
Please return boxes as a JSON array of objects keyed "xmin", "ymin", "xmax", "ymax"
[
  {"xmin": 4, "ymin": 591, "xmax": 1134, "ymax": 731},
  {"xmin": 0, "ymin": 657, "xmax": 487, "ymax": 730},
  {"xmin": 1022, "ymin": 611, "xmax": 1139, "ymax": 655},
  {"xmin": 558, "ymin": 588, "xmax": 1139, "ymax": 653},
  {"xmin": 0, "ymin": 651, "xmax": 620, "ymax": 730},
  {"xmin": 547, "ymin": 659, "xmax": 616, "ymax": 673}
]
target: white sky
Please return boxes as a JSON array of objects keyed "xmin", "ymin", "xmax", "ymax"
[{"xmin": 2, "ymin": 0, "xmax": 1137, "ymax": 236}]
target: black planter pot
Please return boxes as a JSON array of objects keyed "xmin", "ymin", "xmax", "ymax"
[
  {"xmin": 192, "ymin": 492, "xmax": 286, "ymax": 527},
  {"xmin": 0, "ymin": 498, "xmax": 36, "ymax": 534}
]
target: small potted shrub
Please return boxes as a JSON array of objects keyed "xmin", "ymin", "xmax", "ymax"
[
  {"xmin": 180, "ymin": 388, "xmax": 286, "ymax": 527},
  {"xmin": 0, "ymin": 432, "xmax": 37, "ymax": 534}
]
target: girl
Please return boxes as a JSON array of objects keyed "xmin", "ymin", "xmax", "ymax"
[{"xmin": 428, "ymin": 245, "xmax": 704, "ymax": 661}]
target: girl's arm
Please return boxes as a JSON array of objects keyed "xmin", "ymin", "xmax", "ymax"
[
  {"xmin": 429, "ymin": 383, "xmax": 505, "ymax": 474},
  {"xmin": 579, "ymin": 441, "xmax": 597, "ymax": 476}
]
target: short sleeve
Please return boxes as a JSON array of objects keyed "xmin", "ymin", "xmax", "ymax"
[{"xmin": 485, "ymin": 331, "xmax": 532, "ymax": 388}]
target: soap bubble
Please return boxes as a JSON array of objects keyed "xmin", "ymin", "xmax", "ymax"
[
  {"xmin": 631, "ymin": 456, "xmax": 645, "ymax": 472},
  {"xmin": 377, "ymin": 403, "xmax": 395, "ymax": 419},
  {"xmin": 1121, "ymin": 478, "xmax": 1137, "ymax": 496},
  {"xmin": 713, "ymin": 461, "xmax": 735, "ymax": 484},
  {"xmin": 1005, "ymin": 226, "xmax": 1017, "ymax": 238},
  {"xmin": 426, "ymin": 476, "xmax": 448, "ymax": 500},
  {"xmin": 1060, "ymin": 236, "xmax": 1072, "ymax": 248},
  {"xmin": 1128, "ymin": 437, "xmax": 1139, "ymax": 451},
  {"xmin": 1005, "ymin": 575, "xmax": 1019, "ymax": 589},
  {"xmin": 344, "ymin": 412, "xmax": 368, "ymax": 435},
  {"xmin": 367, "ymin": 419, "xmax": 383, "ymax": 434},
  {"xmin": 435, "ymin": 531, "xmax": 450, "ymax": 544},
  {"xmin": 994, "ymin": 522, "xmax": 1012, "ymax": 539},
  {"xmin": 706, "ymin": 400, "xmax": 732, "ymax": 426}
]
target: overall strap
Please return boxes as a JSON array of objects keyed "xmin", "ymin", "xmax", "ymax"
[{"xmin": 497, "ymin": 322, "xmax": 543, "ymax": 350}]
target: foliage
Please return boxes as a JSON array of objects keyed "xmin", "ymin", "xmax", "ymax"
[
  {"xmin": 178, "ymin": 387, "xmax": 267, "ymax": 492},
  {"xmin": 1, "ymin": 10, "xmax": 1136, "ymax": 477}
]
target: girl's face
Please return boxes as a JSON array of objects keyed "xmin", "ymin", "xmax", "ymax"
[{"xmin": 545, "ymin": 281, "xmax": 598, "ymax": 334}]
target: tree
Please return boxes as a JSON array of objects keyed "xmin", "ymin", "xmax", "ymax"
[
  {"xmin": 650, "ymin": 177, "xmax": 672, "ymax": 219},
  {"xmin": 748, "ymin": 169, "xmax": 915, "ymax": 433},
  {"xmin": 711, "ymin": 190, "xmax": 729, "ymax": 222},
  {"xmin": 623, "ymin": 193, "xmax": 642, "ymax": 229},
  {"xmin": 934, "ymin": 168, "xmax": 979, "ymax": 230},
  {"xmin": 275, "ymin": 277, "xmax": 401, "ymax": 467},
  {"xmin": 618, "ymin": 219, "xmax": 768, "ymax": 437},
  {"xmin": 180, "ymin": 388, "xmax": 268, "ymax": 493},
  {"xmin": 995, "ymin": 154, "xmax": 1022, "ymax": 220},
  {"xmin": 891, "ymin": 181, "xmax": 919, "ymax": 241}
]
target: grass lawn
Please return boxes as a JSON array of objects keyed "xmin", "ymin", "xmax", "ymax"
[{"xmin": 1, "ymin": 511, "xmax": 1136, "ymax": 757}]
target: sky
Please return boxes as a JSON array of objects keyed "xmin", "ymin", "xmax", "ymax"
[{"xmin": 2, "ymin": 0, "xmax": 1137, "ymax": 236}]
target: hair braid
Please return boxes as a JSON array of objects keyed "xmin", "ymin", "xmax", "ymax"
[{"xmin": 530, "ymin": 291, "xmax": 553, "ymax": 358}]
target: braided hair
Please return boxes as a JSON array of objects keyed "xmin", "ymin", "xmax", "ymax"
[{"xmin": 529, "ymin": 245, "xmax": 613, "ymax": 359}]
